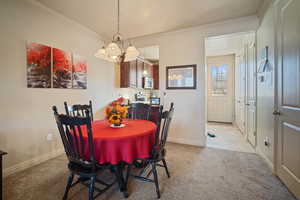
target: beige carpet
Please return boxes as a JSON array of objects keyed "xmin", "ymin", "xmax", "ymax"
[{"xmin": 4, "ymin": 143, "xmax": 296, "ymax": 200}]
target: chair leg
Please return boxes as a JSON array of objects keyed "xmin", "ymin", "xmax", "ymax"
[
  {"xmin": 162, "ymin": 159, "xmax": 170, "ymax": 178},
  {"xmin": 63, "ymin": 173, "xmax": 74, "ymax": 200},
  {"xmin": 88, "ymin": 176, "xmax": 95, "ymax": 200},
  {"xmin": 125, "ymin": 164, "xmax": 132, "ymax": 187},
  {"xmin": 151, "ymin": 163, "xmax": 160, "ymax": 199}
]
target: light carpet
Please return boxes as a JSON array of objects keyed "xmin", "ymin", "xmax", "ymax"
[{"xmin": 4, "ymin": 143, "xmax": 296, "ymax": 200}]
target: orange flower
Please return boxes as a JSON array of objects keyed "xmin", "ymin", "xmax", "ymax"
[{"xmin": 117, "ymin": 97, "xmax": 125, "ymax": 104}]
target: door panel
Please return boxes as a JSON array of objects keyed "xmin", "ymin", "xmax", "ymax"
[
  {"xmin": 207, "ymin": 55, "xmax": 235, "ymax": 123},
  {"xmin": 276, "ymin": 0, "xmax": 300, "ymax": 198},
  {"xmin": 282, "ymin": 122, "xmax": 300, "ymax": 179}
]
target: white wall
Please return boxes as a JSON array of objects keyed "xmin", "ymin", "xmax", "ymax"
[
  {"xmin": 0, "ymin": 0, "xmax": 116, "ymax": 175},
  {"xmin": 256, "ymin": 4, "xmax": 276, "ymax": 168},
  {"xmin": 205, "ymin": 34, "xmax": 245, "ymax": 57},
  {"xmin": 131, "ymin": 16, "xmax": 259, "ymax": 146},
  {"xmin": 138, "ymin": 46, "xmax": 159, "ymax": 60}
]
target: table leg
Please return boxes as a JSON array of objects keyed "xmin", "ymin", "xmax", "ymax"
[{"xmin": 114, "ymin": 164, "xmax": 129, "ymax": 198}]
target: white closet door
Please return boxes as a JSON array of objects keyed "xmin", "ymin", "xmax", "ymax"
[{"xmin": 246, "ymin": 34, "xmax": 257, "ymax": 147}]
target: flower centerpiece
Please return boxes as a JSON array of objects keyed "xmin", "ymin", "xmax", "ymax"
[{"xmin": 105, "ymin": 97, "xmax": 128, "ymax": 127}]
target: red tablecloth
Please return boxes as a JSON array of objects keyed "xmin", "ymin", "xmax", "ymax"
[{"xmin": 81, "ymin": 119, "xmax": 157, "ymax": 164}]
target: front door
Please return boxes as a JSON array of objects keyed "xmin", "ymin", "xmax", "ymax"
[
  {"xmin": 207, "ymin": 55, "xmax": 235, "ymax": 123},
  {"xmin": 276, "ymin": 0, "xmax": 300, "ymax": 198}
]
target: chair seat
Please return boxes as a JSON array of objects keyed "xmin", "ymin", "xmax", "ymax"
[{"xmin": 68, "ymin": 162, "xmax": 103, "ymax": 177}]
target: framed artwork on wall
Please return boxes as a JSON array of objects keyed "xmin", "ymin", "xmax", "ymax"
[
  {"xmin": 53, "ymin": 48, "xmax": 72, "ymax": 88},
  {"xmin": 166, "ymin": 64, "xmax": 197, "ymax": 89},
  {"xmin": 26, "ymin": 42, "xmax": 51, "ymax": 88},
  {"xmin": 26, "ymin": 42, "xmax": 88, "ymax": 89},
  {"xmin": 72, "ymin": 54, "xmax": 87, "ymax": 89}
]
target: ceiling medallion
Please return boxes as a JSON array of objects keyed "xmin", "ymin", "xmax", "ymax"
[{"xmin": 95, "ymin": 0, "xmax": 139, "ymax": 63}]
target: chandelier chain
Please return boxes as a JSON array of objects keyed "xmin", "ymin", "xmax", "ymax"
[{"xmin": 117, "ymin": 0, "xmax": 120, "ymax": 34}]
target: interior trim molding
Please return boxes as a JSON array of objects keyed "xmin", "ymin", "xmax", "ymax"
[
  {"xmin": 256, "ymin": 147, "xmax": 274, "ymax": 173},
  {"xmin": 3, "ymin": 148, "xmax": 64, "ymax": 177},
  {"xmin": 168, "ymin": 136, "xmax": 204, "ymax": 147}
]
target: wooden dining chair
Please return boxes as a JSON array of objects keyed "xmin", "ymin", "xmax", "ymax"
[
  {"xmin": 127, "ymin": 103, "xmax": 152, "ymax": 120},
  {"xmin": 64, "ymin": 100, "xmax": 94, "ymax": 121},
  {"xmin": 126, "ymin": 103, "xmax": 174, "ymax": 199},
  {"xmin": 52, "ymin": 106, "xmax": 115, "ymax": 200}
]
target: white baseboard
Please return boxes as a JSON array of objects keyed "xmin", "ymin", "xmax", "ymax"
[
  {"xmin": 4, "ymin": 148, "xmax": 65, "ymax": 177},
  {"xmin": 168, "ymin": 137, "xmax": 204, "ymax": 147},
  {"xmin": 256, "ymin": 147, "xmax": 274, "ymax": 173}
]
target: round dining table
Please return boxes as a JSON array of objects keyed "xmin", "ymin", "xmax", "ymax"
[
  {"xmin": 81, "ymin": 118, "xmax": 157, "ymax": 197},
  {"xmin": 86, "ymin": 119, "xmax": 157, "ymax": 164}
]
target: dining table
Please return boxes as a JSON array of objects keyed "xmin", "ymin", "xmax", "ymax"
[{"xmin": 81, "ymin": 118, "xmax": 157, "ymax": 197}]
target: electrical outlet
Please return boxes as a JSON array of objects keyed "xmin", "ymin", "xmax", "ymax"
[
  {"xmin": 264, "ymin": 137, "xmax": 270, "ymax": 147},
  {"xmin": 47, "ymin": 133, "xmax": 53, "ymax": 141}
]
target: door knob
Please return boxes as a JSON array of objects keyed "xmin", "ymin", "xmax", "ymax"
[
  {"xmin": 245, "ymin": 103, "xmax": 250, "ymax": 106},
  {"xmin": 273, "ymin": 110, "xmax": 281, "ymax": 115}
]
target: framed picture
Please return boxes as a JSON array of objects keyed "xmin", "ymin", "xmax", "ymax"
[
  {"xmin": 26, "ymin": 42, "xmax": 51, "ymax": 88},
  {"xmin": 166, "ymin": 65, "xmax": 197, "ymax": 89},
  {"xmin": 72, "ymin": 53, "xmax": 87, "ymax": 89},
  {"xmin": 52, "ymin": 48, "xmax": 72, "ymax": 88}
]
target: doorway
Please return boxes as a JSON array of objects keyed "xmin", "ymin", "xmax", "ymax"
[
  {"xmin": 205, "ymin": 32, "xmax": 256, "ymax": 152},
  {"xmin": 207, "ymin": 54, "xmax": 235, "ymax": 123}
]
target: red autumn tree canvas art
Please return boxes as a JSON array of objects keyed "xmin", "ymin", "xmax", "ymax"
[
  {"xmin": 53, "ymin": 48, "xmax": 72, "ymax": 88},
  {"xmin": 26, "ymin": 42, "xmax": 51, "ymax": 88},
  {"xmin": 72, "ymin": 54, "xmax": 87, "ymax": 89}
]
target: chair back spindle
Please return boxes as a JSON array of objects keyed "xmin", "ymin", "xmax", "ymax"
[
  {"xmin": 128, "ymin": 103, "xmax": 151, "ymax": 120},
  {"xmin": 64, "ymin": 100, "xmax": 94, "ymax": 121}
]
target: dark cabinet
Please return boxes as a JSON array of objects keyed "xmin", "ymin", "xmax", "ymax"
[
  {"xmin": 152, "ymin": 64, "xmax": 159, "ymax": 90},
  {"xmin": 120, "ymin": 59, "xmax": 159, "ymax": 89},
  {"xmin": 129, "ymin": 60, "xmax": 137, "ymax": 88},
  {"xmin": 136, "ymin": 59, "xmax": 144, "ymax": 88},
  {"xmin": 120, "ymin": 61, "xmax": 130, "ymax": 88},
  {"xmin": 120, "ymin": 60, "xmax": 137, "ymax": 88}
]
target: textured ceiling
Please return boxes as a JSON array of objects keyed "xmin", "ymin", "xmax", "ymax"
[{"xmin": 36, "ymin": 0, "xmax": 264, "ymax": 40}]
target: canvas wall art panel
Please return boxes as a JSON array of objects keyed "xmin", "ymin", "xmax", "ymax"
[
  {"xmin": 72, "ymin": 54, "xmax": 87, "ymax": 89},
  {"xmin": 52, "ymin": 48, "xmax": 72, "ymax": 88},
  {"xmin": 26, "ymin": 42, "xmax": 51, "ymax": 88}
]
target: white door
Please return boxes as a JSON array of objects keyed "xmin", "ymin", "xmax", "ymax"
[
  {"xmin": 235, "ymin": 52, "xmax": 246, "ymax": 133},
  {"xmin": 207, "ymin": 55, "xmax": 235, "ymax": 123},
  {"xmin": 276, "ymin": 0, "xmax": 300, "ymax": 198},
  {"xmin": 245, "ymin": 34, "xmax": 257, "ymax": 147}
]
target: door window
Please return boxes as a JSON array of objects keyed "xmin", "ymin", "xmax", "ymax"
[{"xmin": 211, "ymin": 65, "xmax": 228, "ymax": 95}]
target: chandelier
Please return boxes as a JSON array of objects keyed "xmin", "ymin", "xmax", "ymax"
[{"xmin": 95, "ymin": 0, "xmax": 139, "ymax": 63}]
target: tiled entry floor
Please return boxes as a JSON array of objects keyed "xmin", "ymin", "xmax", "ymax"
[{"xmin": 206, "ymin": 122, "xmax": 254, "ymax": 153}]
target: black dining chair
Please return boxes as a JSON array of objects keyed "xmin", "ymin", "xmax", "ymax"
[
  {"xmin": 126, "ymin": 103, "xmax": 174, "ymax": 199},
  {"xmin": 127, "ymin": 103, "xmax": 152, "ymax": 120},
  {"xmin": 64, "ymin": 100, "xmax": 94, "ymax": 121},
  {"xmin": 52, "ymin": 106, "xmax": 115, "ymax": 200}
]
